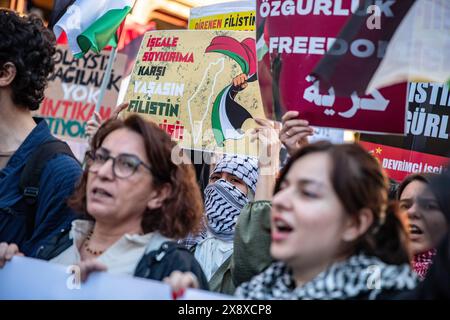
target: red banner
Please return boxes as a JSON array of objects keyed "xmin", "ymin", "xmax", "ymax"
[
  {"xmin": 360, "ymin": 141, "xmax": 448, "ymax": 181},
  {"xmin": 256, "ymin": 0, "xmax": 407, "ymax": 133},
  {"xmin": 360, "ymin": 81, "xmax": 450, "ymax": 181}
]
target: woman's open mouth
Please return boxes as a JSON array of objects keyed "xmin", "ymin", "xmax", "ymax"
[
  {"xmin": 409, "ymin": 224, "xmax": 424, "ymax": 235},
  {"xmin": 272, "ymin": 215, "xmax": 294, "ymax": 241},
  {"xmin": 91, "ymin": 187, "xmax": 113, "ymax": 198}
]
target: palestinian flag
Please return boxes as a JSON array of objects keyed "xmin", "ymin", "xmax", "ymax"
[
  {"xmin": 117, "ymin": 20, "xmax": 156, "ymax": 76},
  {"xmin": 50, "ymin": 0, "xmax": 135, "ymax": 58},
  {"xmin": 206, "ymin": 37, "xmax": 257, "ymax": 147},
  {"xmin": 256, "ymin": 18, "xmax": 269, "ymax": 61},
  {"xmin": 312, "ymin": 0, "xmax": 426, "ymax": 96},
  {"xmin": 365, "ymin": 0, "xmax": 450, "ymax": 93},
  {"xmin": 48, "ymin": 0, "xmax": 76, "ymax": 28}
]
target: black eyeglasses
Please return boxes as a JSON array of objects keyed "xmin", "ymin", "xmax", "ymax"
[{"xmin": 85, "ymin": 149, "xmax": 152, "ymax": 179}]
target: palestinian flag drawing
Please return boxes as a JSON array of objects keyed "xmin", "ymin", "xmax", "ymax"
[
  {"xmin": 50, "ymin": 0, "xmax": 135, "ymax": 58},
  {"xmin": 205, "ymin": 36, "xmax": 257, "ymax": 147}
]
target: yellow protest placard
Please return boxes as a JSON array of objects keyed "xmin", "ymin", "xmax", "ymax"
[
  {"xmin": 124, "ymin": 30, "xmax": 265, "ymax": 157},
  {"xmin": 189, "ymin": 11, "xmax": 255, "ymax": 31},
  {"xmin": 189, "ymin": 1, "xmax": 256, "ymax": 31}
]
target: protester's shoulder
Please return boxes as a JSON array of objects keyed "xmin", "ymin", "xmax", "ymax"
[
  {"xmin": 162, "ymin": 243, "xmax": 209, "ymax": 290},
  {"xmin": 234, "ymin": 262, "xmax": 283, "ymax": 299},
  {"xmin": 47, "ymin": 152, "xmax": 81, "ymax": 169},
  {"xmin": 35, "ymin": 226, "xmax": 73, "ymax": 260},
  {"xmin": 161, "ymin": 241, "xmax": 203, "ymax": 267},
  {"xmin": 32, "ymin": 154, "xmax": 81, "ymax": 201},
  {"xmin": 235, "ymin": 200, "xmax": 272, "ymax": 244},
  {"xmin": 139, "ymin": 241, "xmax": 200, "ymax": 269},
  {"xmin": 243, "ymin": 200, "xmax": 272, "ymax": 212},
  {"xmin": 136, "ymin": 241, "xmax": 209, "ymax": 289},
  {"xmin": 41, "ymin": 153, "xmax": 82, "ymax": 184}
]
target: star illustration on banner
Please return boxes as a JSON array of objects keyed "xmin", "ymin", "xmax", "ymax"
[{"xmin": 375, "ymin": 147, "xmax": 382, "ymax": 155}]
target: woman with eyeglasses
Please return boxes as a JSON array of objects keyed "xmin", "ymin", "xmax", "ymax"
[
  {"xmin": 0, "ymin": 115, "xmax": 208, "ymax": 290},
  {"xmin": 397, "ymin": 174, "xmax": 448, "ymax": 280}
]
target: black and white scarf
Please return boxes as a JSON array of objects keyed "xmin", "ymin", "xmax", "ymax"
[
  {"xmin": 235, "ymin": 254, "xmax": 418, "ymax": 300},
  {"xmin": 180, "ymin": 155, "xmax": 259, "ymax": 247},
  {"xmin": 212, "ymin": 155, "xmax": 259, "ymax": 193},
  {"xmin": 204, "ymin": 179, "xmax": 249, "ymax": 242}
]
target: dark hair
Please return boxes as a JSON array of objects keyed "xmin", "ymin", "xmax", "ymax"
[
  {"xmin": 274, "ymin": 141, "xmax": 410, "ymax": 265},
  {"xmin": 388, "ymin": 178, "xmax": 399, "ymax": 200},
  {"xmin": 397, "ymin": 173, "xmax": 434, "ymax": 200},
  {"xmin": 0, "ymin": 9, "xmax": 55, "ymax": 110},
  {"xmin": 69, "ymin": 115, "xmax": 204, "ymax": 239},
  {"xmin": 429, "ymin": 168, "xmax": 450, "ymax": 224}
]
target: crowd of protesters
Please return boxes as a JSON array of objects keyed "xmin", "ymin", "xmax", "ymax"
[{"xmin": 0, "ymin": 9, "xmax": 449, "ymax": 300}]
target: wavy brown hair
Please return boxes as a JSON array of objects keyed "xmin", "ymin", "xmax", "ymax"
[
  {"xmin": 69, "ymin": 115, "xmax": 204, "ymax": 239},
  {"xmin": 274, "ymin": 141, "xmax": 411, "ymax": 265}
]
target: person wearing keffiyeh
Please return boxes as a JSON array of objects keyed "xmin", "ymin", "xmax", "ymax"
[
  {"xmin": 397, "ymin": 173, "xmax": 447, "ymax": 280},
  {"xmin": 165, "ymin": 142, "xmax": 420, "ymax": 299},
  {"xmin": 191, "ymin": 155, "xmax": 259, "ymax": 281},
  {"xmin": 412, "ymin": 249, "xmax": 437, "ymax": 280}
]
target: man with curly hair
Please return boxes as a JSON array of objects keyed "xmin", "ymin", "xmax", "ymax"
[{"xmin": 0, "ymin": 9, "xmax": 82, "ymax": 257}]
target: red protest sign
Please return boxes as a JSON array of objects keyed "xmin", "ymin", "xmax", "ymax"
[
  {"xmin": 360, "ymin": 141, "xmax": 448, "ymax": 182},
  {"xmin": 360, "ymin": 81, "xmax": 450, "ymax": 181},
  {"xmin": 256, "ymin": 0, "xmax": 407, "ymax": 133}
]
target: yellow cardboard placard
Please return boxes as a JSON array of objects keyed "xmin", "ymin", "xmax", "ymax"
[{"xmin": 124, "ymin": 30, "xmax": 265, "ymax": 157}]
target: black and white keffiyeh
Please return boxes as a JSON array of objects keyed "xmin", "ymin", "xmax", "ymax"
[
  {"xmin": 235, "ymin": 254, "xmax": 418, "ymax": 300},
  {"xmin": 204, "ymin": 179, "xmax": 249, "ymax": 241},
  {"xmin": 212, "ymin": 155, "xmax": 259, "ymax": 193},
  {"xmin": 179, "ymin": 155, "xmax": 259, "ymax": 247}
]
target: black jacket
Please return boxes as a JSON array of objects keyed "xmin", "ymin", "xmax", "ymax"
[{"xmin": 35, "ymin": 227, "xmax": 209, "ymax": 290}]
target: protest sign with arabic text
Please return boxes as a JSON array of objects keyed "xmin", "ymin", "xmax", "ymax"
[{"xmin": 256, "ymin": 0, "xmax": 408, "ymax": 133}]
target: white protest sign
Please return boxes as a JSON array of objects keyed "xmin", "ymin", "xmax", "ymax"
[
  {"xmin": 181, "ymin": 288, "xmax": 233, "ymax": 300},
  {"xmin": 0, "ymin": 256, "xmax": 232, "ymax": 300},
  {"xmin": 309, "ymin": 127, "xmax": 345, "ymax": 144}
]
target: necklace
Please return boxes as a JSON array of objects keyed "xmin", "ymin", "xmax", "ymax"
[{"xmin": 84, "ymin": 231, "xmax": 104, "ymax": 256}]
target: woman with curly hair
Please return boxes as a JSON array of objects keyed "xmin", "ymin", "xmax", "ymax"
[
  {"xmin": 0, "ymin": 114, "xmax": 208, "ymax": 289},
  {"xmin": 0, "ymin": 10, "xmax": 81, "ymax": 256}
]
